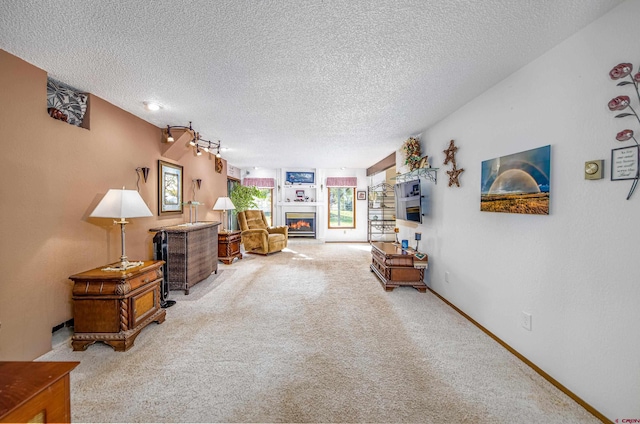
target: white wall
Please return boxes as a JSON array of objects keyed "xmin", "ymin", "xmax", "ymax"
[{"xmin": 399, "ymin": 1, "xmax": 640, "ymax": 419}]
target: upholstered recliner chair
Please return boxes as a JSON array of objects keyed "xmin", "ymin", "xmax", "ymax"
[{"xmin": 237, "ymin": 210, "xmax": 288, "ymax": 255}]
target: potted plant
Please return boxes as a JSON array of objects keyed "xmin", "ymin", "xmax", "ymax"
[{"xmin": 229, "ymin": 184, "xmax": 267, "ymax": 214}]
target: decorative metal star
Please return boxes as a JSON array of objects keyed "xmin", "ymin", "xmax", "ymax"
[
  {"xmin": 443, "ymin": 140, "xmax": 458, "ymax": 166},
  {"xmin": 446, "ymin": 165, "xmax": 464, "ymax": 187}
]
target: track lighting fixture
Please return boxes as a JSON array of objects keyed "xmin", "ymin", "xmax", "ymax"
[{"xmin": 164, "ymin": 122, "xmax": 222, "ymax": 159}]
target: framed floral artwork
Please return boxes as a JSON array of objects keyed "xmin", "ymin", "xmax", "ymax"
[{"xmin": 158, "ymin": 160, "xmax": 183, "ymax": 215}]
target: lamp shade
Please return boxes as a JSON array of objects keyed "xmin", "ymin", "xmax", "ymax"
[
  {"xmin": 212, "ymin": 197, "xmax": 235, "ymax": 211},
  {"xmin": 90, "ymin": 188, "xmax": 153, "ymax": 218}
]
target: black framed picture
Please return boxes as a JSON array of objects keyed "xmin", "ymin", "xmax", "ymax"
[
  {"xmin": 158, "ymin": 160, "xmax": 183, "ymax": 215},
  {"xmin": 357, "ymin": 190, "xmax": 366, "ymax": 200},
  {"xmin": 611, "ymin": 145, "xmax": 639, "ymax": 180}
]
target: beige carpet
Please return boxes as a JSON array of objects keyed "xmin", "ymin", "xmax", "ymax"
[{"xmin": 40, "ymin": 241, "xmax": 599, "ymax": 423}]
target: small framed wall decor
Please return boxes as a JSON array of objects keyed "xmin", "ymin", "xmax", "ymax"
[
  {"xmin": 611, "ymin": 146, "xmax": 639, "ymax": 180},
  {"xmin": 357, "ymin": 190, "xmax": 366, "ymax": 200},
  {"xmin": 158, "ymin": 160, "xmax": 183, "ymax": 215}
]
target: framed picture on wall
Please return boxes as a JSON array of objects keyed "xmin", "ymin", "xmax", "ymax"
[
  {"xmin": 611, "ymin": 145, "xmax": 639, "ymax": 180},
  {"xmin": 357, "ymin": 190, "xmax": 366, "ymax": 200},
  {"xmin": 480, "ymin": 145, "xmax": 550, "ymax": 215},
  {"xmin": 158, "ymin": 160, "xmax": 183, "ymax": 215}
]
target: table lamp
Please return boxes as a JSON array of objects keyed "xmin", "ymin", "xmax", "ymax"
[
  {"xmin": 213, "ymin": 197, "xmax": 235, "ymax": 232},
  {"xmin": 415, "ymin": 232, "xmax": 422, "ymax": 251},
  {"xmin": 90, "ymin": 187, "xmax": 153, "ymax": 270}
]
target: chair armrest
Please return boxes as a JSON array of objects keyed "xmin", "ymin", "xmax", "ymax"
[{"xmin": 267, "ymin": 226, "xmax": 288, "ymax": 237}]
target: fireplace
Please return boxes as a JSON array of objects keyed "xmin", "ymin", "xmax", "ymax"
[{"xmin": 286, "ymin": 212, "xmax": 316, "ymax": 238}]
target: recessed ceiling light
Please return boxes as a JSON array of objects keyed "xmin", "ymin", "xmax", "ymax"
[{"xmin": 144, "ymin": 102, "xmax": 161, "ymax": 111}]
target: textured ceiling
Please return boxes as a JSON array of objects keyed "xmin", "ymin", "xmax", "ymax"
[{"xmin": 0, "ymin": 0, "xmax": 625, "ymax": 169}]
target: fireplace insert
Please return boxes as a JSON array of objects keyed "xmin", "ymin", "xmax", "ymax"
[{"xmin": 285, "ymin": 212, "xmax": 316, "ymax": 237}]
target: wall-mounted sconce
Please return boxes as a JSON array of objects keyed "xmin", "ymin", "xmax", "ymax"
[
  {"xmin": 164, "ymin": 121, "xmax": 222, "ymax": 159},
  {"xmin": 192, "ymin": 178, "xmax": 202, "ymax": 201},
  {"xmin": 135, "ymin": 167, "xmax": 150, "ymax": 191}
]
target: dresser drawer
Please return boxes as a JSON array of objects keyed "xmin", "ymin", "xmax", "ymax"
[
  {"xmin": 128, "ymin": 268, "xmax": 162, "ymax": 291},
  {"xmin": 130, "ymin": 284, "xmax": 159, "ymax": 327}
]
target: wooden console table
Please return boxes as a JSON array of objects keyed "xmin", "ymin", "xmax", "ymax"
[
  {"xmin": 370, "ymin": 241, "xmax": 428, "ymax": 292},
  {"xmin": 218, "ymin": 230, "xmax": 242, "ymax": 264},
  {"xmin": 149, "ymin": 222, "xmax": 220, "ymax": 294},
  {"xmin": 69, "ymin": 260, "xmax": 166, "ymax": 351},
  {"xmin": 0, "ymin": 361, "xmax": 79, "ymax": 423}
]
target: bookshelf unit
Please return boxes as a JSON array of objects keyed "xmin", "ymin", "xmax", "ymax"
[{"xmin": 367, "ymin": 182, "xmax": 396, "ymax": 242}]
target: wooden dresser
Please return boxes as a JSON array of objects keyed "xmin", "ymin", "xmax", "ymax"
[
  {"xmin": 69, "ymin": 260, "xmax": 166, "ymax": 351},
  {"xmin": 149, "ymin": 222, "xmax": 220, "ymax": 294},
  {"xmin": 370, "ymin": 241, "xmax": 428, "ymax": 292},
  {"xmin": 218, "ymin": 230, "xmax": 242, "ymax": 264},
  {"xmin": 0, "ymin": 361, "xmax": 79, "ymax": 423}
]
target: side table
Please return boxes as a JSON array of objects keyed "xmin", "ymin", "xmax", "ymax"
[
  {"xmin": 370, "ymin": 241, "xmax": 428, "ymax": 292},
  {"xmin": 0, "ymin": 361, "xmax": 79, "ymax": 424},
  {"xmin": 69, "ymin": 260, "xmax": 166, "ymax": 351},
  {"xmin": 218, "ymin": 230, "xmax": 243, "ymax": 264}
]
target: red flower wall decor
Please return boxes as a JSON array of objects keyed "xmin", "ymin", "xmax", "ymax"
[{"xmin": 608, "ymin": 62, "xmax": 640, "ymax": 200}]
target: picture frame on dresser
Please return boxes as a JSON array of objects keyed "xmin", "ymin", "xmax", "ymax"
[{"xmin": 158, "ymin": 160, "xmax": 183, "ymax": 215}]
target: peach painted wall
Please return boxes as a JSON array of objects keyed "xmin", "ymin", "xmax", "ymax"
[{"xmin": 0, "ymin": 49, "xmax": 228, "ymax": 360}]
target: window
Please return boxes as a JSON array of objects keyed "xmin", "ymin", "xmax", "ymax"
[
  {"xmin": 328, "ymin": 187, "xmax": 355, "ymax": 228},
  {"xmin": 227, "ymin": 179, "xmax": 240, "ymax": 230},
  {"xmin": 242, "ymin": 178, "xmax": 275, "ymax": 227},
  {"xmin": 254, "ymin": 188, "xmax": 273, "ymax": 226}
]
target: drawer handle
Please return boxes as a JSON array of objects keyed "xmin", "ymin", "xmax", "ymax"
[{"xmin": 143, "ymin": 278, "xmax": 149, "ymax": 283}]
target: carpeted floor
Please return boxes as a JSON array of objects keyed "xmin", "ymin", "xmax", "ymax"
[{"xmin": 40, "ymin": 241, "xmax": 599, "ymax": 423}]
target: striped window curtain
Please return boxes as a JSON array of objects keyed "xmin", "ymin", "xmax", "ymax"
[
  {"xmin": 242, "ymin": 178, "xmax": 275, "ymax": 188},
  {"xmin": 326, "ymin": 177, "xmax": 358, "ymax": 187}
]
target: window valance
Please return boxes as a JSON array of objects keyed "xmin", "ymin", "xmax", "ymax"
[
  {"xmin": 242, "ymin": 177, "xmax": 275, "ymax": 188},
  {"xmin": 326, "ymin": 177, "xmax": 358, "ymax": 187}
]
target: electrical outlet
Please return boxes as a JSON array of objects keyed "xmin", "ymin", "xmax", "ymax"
[
  {"xmin": 521, "ymin": 311, "xmax": 532, "ymax": 331},
  {"xmin": 445, "ymin": 271, "xmax": 450, "ymax": 283}
]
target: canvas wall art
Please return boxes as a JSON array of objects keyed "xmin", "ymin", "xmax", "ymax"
[{"xmin": 480, "ymin": 145, "xmax": 550, "ymax": 215}]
